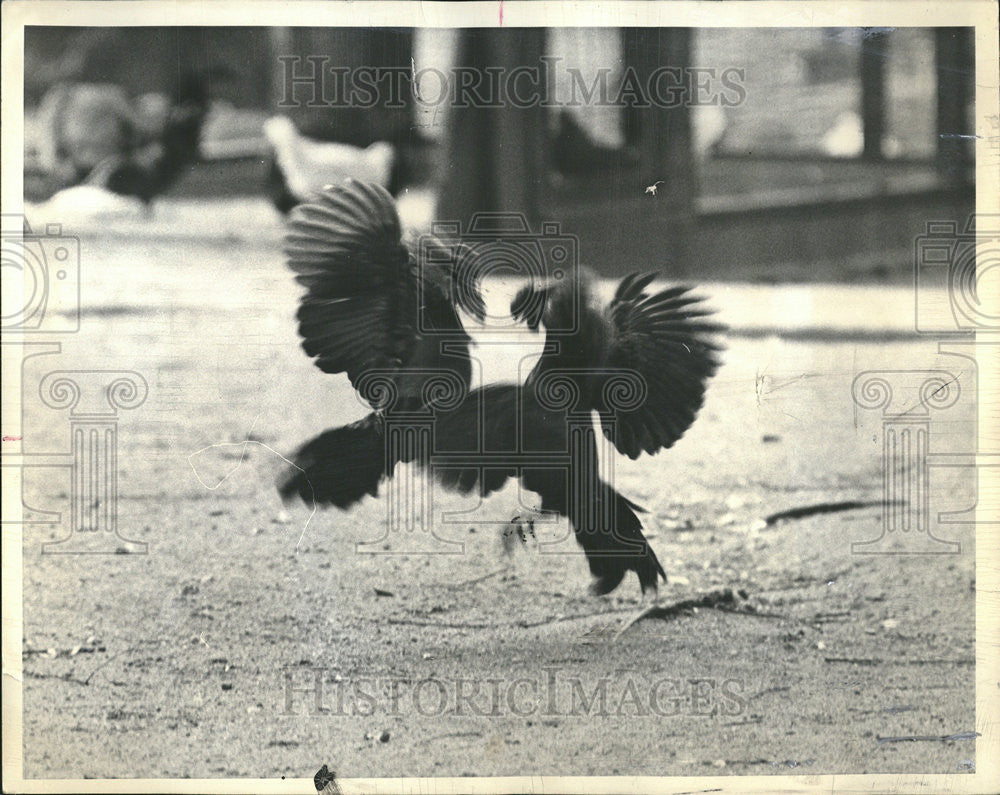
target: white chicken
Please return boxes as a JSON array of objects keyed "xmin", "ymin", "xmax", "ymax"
[{"xmin": 262, "ymin": 116, "xmax": 395, "ymax": 214}]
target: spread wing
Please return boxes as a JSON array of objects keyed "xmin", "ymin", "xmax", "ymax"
[
  {"xmin": 598, "ymin": 271, "xmax": 724, "ymax": 459},
  {"xmin": 284, "ymin": 179, "xmax": 482, "ymax": 404}
]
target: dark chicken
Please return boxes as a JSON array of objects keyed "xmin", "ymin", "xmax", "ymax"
[
  {"xmin": 279, "ymin": 180, "xmax": 723, "ymax": 601},
  {"xmin": 26, "ymin": 71, "xmax": 211, "ymax": 206}
]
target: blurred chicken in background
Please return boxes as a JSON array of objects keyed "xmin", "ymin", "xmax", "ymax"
[
  {"xmin": 25, "ymin": 69, "xmax": 218, "ymax": 209},
  {"xmin": 262, "ymin": 116, "xmax": 396, "ymax": 214}
]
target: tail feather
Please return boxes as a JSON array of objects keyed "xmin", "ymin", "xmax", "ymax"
[
  {"xmin": 579, "ymin": 487, "xmax": 665, "ymax": 596},
  {"xmin": 278, "ymin": 413, "xmax": 386, "ymax": 509}
]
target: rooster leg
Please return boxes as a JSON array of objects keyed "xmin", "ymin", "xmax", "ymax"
[
  {"xmin": 509, "ymin": 507, "xmax": 543, "ymax": 546},
  {"xmin": 502, "ymin": 506, "xmax": 542, "ymax": 555},
  {"xmin": 500, "ymin": 519, "xmax": 521, "ymax": 557}
]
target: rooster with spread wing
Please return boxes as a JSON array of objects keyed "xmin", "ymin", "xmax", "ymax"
[{"xmin": 279, "ymin": 180, "xmax": 723, "ymax": 608}]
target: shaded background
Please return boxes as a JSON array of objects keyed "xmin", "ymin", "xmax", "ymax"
[{"xmin": 23, "ymin": 25, "xmax": 975, "ymax": 281}]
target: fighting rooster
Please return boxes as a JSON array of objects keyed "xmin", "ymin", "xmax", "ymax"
[{"xmin": 279, "ymin": 179, "xmax": 722, "ymax": 608}]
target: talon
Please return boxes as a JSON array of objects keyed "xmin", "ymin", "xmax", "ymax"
[{"xmin": 503, "ymin": 509, "xmax": 541, "ymax": 554}]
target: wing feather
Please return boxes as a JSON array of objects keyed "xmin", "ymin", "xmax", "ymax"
[
  {"xmin": 599, "ymin": 274, "xmax": 724, "ymax": 459},
  {"xmin": 284, "ymin": 179, "xmax": 474, "ymax": 399}
]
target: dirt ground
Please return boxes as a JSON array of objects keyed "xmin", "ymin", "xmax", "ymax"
[{"xmin": 15, "ymin": 207, "xmax": 977, "ymax": 780}]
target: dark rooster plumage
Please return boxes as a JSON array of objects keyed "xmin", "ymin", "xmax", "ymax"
[
  {"xmin": 277, "ymin": 179, "xmax": 485, "ymax": 507},
  {"xmin": 279, "ymin": 180, "xmax": 724, "ymax": 601}
]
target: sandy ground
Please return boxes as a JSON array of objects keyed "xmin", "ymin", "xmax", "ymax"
[{"xmin": 13, "ymin": 203, "xmax": 978, "ymax": 780}]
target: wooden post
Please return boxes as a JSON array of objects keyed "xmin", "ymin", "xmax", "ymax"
[
  {"xmin": 621, "ymin": 28, "xmax": 696, "ymax": 276},
  {"xmin": 935, "ymin": 27, "xmax": 974, "ymax": 187},
  {"xmin": 436, "ymin": 29, "xmax": 547, "ymax": 228},
  {"xmin": 860, "ymin": 29, "xmax": 887, "ymax": 160},
  {"xmin": 273, "ymin": 28, "xmax": 414, "ymax": 146}
]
